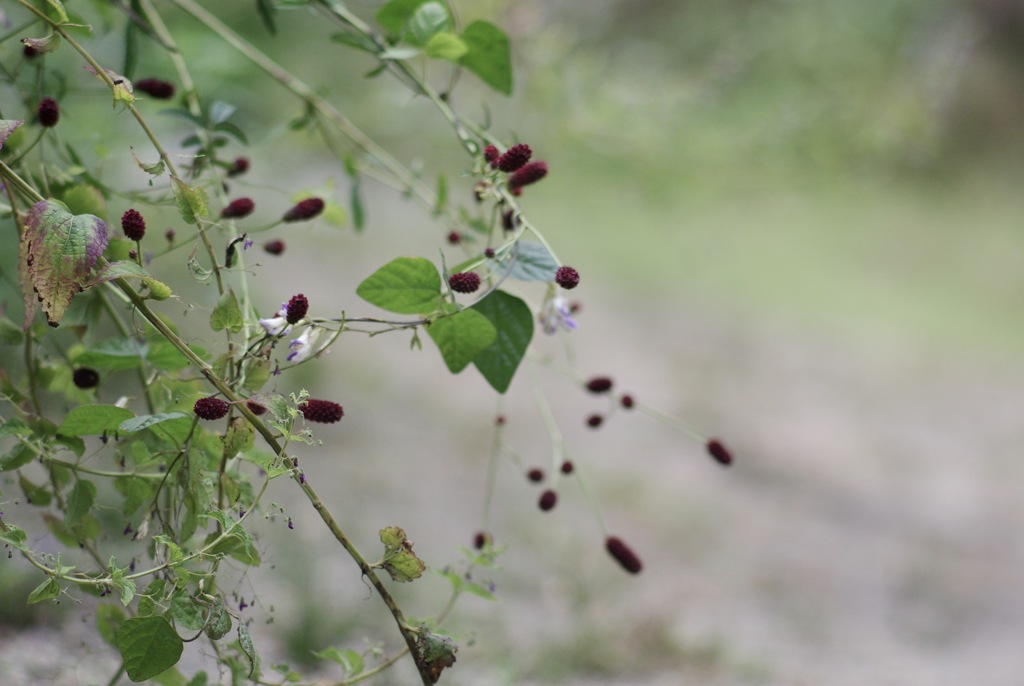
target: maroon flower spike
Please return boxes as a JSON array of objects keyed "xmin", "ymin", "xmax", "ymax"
[
  {"xmin": 483, "ymin": 144, "xmax": 499, "ymax": 165},
  {"xmin": 282, "ymin": 197, "xmax": 324, "ymax": 222},
  {"xmin": 620, "ymin": 394, "xmax": 635, "ymax": 409},
  {"xmin": 447, "ymin": 231, "xmax": 462, "ymax": 244},
  {"xmin": 165, "ymin": 229, "xmax": 176, "ymax": 242},
  {"xmin": 585, "ymin": 376, "xmax": 613, "ymax": 394},
  {"xmin": 121, "ymin": 209, "xmax": 146, "ymax": 241},
  {"xmin": 555, "ymin": 266, "xmax": 580, "ymax": 290},
  {"xmin": 502, "ymin": 210, "xmax": 517, "ymax": 231},
  {"xmin": 264, "ymin": 240, "xmax": 285, "ymax": 255},
  {"xmin": 221, "ymin": 197, "xmax": 255, "ymax": 219},
  {"xmin": 560, "ymin": 460, "xmax": 574, "ymax": 475},
  {"xmin": 37, "ymin": 98, "xmax": 59, "ymax": 127},
  {"xmin": 496, "ymin": 143, "xmax": 532, "ymax": 172},
  {"xmin": 246, "ymin": 399, "xmax": 267, "ymax": 415},
  {"xmin": 448, "ymin": 272, "xmax": 481, "ymax": 294},
  {"xmin": 484, "ymin": 247, "xmax": 496, "ymax": 259},
  {"xmin": 508, "ymin": 161, "xmax": 548, "ymax": 190},
  {"xmin": 538, "ymin": 489, "xmax": 558, "ymax": 511},
  {"xmin": 134, "ymin": 78, "xmax": 175, "ymax": 99},
  {"xmin": 605, "ymin": 536, "xmax": 643, "ymax": 574},
  {"xmin": 228, "ymin": 157, "xmax": 250, "ymax": 177},
  {"xmin": 299, "ymin": 399, "xmax": 344, "ymax": 424},
  {"xmin": 194, "ymin": 396, "xmax": 230, "ymax": 420},
  {"xmin": 285, "ymin": 293, "xmax": 309, "ymax": 324},
  {"xmin": 586, "ymin": 414, "xmax": 603, "ymax": 428},
  {"xmin": 527, "ymin": 468, "xmax": 545, "ymax": 483},
  {"xmin": 706, "ymin": 438, "xmax": 733, "ymax": 466},
  {"xmin": 473, "ymin": 531, "xmax": 490, "ymax": 549},
  {"xmin": 72, "ymin": 367, "xmax": 100, "ymax": 389}
]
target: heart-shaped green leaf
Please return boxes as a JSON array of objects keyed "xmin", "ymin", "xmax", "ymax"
[
  {"xmin": 471, "ymin": 290, "xmax": 534, "ymax": 393},
  {"xmin": 460, "ymin": 21, "xmax": 512, "ymax": 95},
  {"xmin": 356, "ymin": 257, "xmax": 441, "ymax": 314},
  {"xmin": 426, "ymin": 308, "xmax": 497, "ymax": 373},
  {"xmin": 117, "ymin": 616, "xmax": 183, "ymax": 682}
]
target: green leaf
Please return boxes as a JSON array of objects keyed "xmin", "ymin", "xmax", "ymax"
[
  {"xmin": 210, "ymin": 288, "xmax": 244, "ymax": 334},
  {"xmin": 314, "ymin": 647, "xmax": 364, "ymax": 676},
  {"xmin": 0, "ymin": 120, "xmax": 24, "ymax": 150},
  {"xmin": 331, "ymin": 32, "xmax": 379, "ymax": 54},
  {"xmin": 378, "ymin": 526, "xmax": 426, "ymax": 582},
  {"xmin": 119, "ymin": 412, "xmax": 189, "ymax": 434},
  {"xmin": 376, "ymin": 0, "xmax": 428, "ymax": 34},
  {"xmin": 65, "ymin": 479, "xmax": 96, "ymax": 527},
  {"xmin": 471, "ymin": 290, "xmax": 533, "ymax": 393},
  {"xmin": 407, "ymin": 1, "xmax": 450, "ymax": 45},
  {"xmin": 507, "ymin": 241, "xmax": 559, "ymax": 281},
  {"xmin": 0, "ymin": 443, "xmax": 34, "ymax": 472},
  {"xmin": 118, "ymin": 616, "xmax": 184, "ymax": 682},
  {"xmin": 205, "ymin": 598, "xmax": 232, "ymax": 640},
  {"xmin": 46, "ymin": 0, "xmax": 70, "ymax": 23},
  {"xmin": 137, "ymin": 579, "xmax": 166, "ymax": 617},
  {"xmin": 460, "ymin": 21, "xmax": 513, "ymax": 95},
  {"xmin": 171, "ymin": 178, "xmax": 209, "ymax": 225},
  {"xmin": 243, "ymin": 358, "xmax": 271, "ymax": 391},
  {"xmin": 110, "ymin": 559, "xmax": 137, "ymax": 606},
  {"xmin": 238, "ymin": 624, "xmax": 259, "ymax": 679},
  {"xmin": 57, "ymin": 184, "xmax": 108, "ymax": 222},
  {"xmin": 97, "ymin": 603, "xmax": 127, "ymax": 647},
  {"xmin": 222, "ymin": 417, "xmax": 255, "ymax": 460},
  {"xmin": 27, "ymin": 577, "xmax": 61, "ymax": 604},
  {"xmin": 426, "ymin": 309, "xmax": 497, "ymax": 373},
  {"xmin": 425, "ymin": 31, "xmax": 468, "ymax": 61},
  {"xmin": 22, "ymin": 200, "xmax": 109, "ymax": 327},
  {"xmin": 356, "ymin": 257, "xmax": 441, "ymax": 314},
  {"xmin": 75, "ymin": 339, "xmax": 148, "ymax": 371},
  {"xmin": 257, "ymin": 0, "xmax": 277, "ymax": 34},
  {"xmin": 171, "ymin": 591, "xmax": 207, "ymax": 631},
  {"xmin": 0, "ymin": 524, "xmax": 28, "ymax": 551},
  {"xmin": 57, "ymin": 405, "xmax": 135, "ymax": 436},
  {"xmin": 85, "ymin": 260, "xmax": 172, "ymax": 300},
  {"xmin": 415, "ymin": 626, "xmax": 458, "ymax": 682}
]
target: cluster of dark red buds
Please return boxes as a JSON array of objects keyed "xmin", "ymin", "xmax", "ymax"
[
  {"xmin": 134, "ymin": 78, "xmax": 175, "ymax": 99},
  {"xmin": 121, "ymin": 209, "xmax": 146, "ymax": 241},
  {"xmin": 194, "ymin": 396, "xmax": 230, "ymax": 420},
  {"xmin": 37, "ymin": 98, "xmax": 59, "ymax": 127},
  {"xmin": 284, "ymin": 293, "xmax": 309, "ymax": 324},
  {"xmin": 298, "ymin": 398, "xmax": 344, "ymax": 423},
  {"xmin": 283, "ymin": 198, "xmax": 324, "ymax": 222},
  {"xmin": 484, "ymin": 142, "xmax": 549, "ymax": 194},
  {"xmin": 221, "ymin": 197, "xmax": 255, "ymax": 219},
  {"xmin": 448, "ymin": 272, "xmax": 482, "ymax": 294}
]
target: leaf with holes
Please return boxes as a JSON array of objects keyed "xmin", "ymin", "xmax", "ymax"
[{"xmin": 21, "ymin": 200, "xmax": 108, "ymax": 328}]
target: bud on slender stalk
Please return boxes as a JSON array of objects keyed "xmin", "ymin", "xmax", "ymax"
[{"xmin": 605, "ymin": 536, "xmax": 643, "ymax": 574}]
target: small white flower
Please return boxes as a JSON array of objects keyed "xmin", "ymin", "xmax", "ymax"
[
  {"xmin": 287, "ymin": 326, "xmax": 322, "ymax": 363},
  {"xmin": 259, "ymin": 315, "xmax": 291, "ymax": 337},
  {"xmin": 539, "ymin": 294, "xmax": 577, "ymax": 335}
]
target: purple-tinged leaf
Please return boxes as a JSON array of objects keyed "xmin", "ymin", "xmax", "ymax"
[
  {"xmin": 22, "ymin": 200, "xmax": 108, "ymax": 328},
  {"xmin": 0, "ymin": 120, "xmax": 24, "ymax": 150}
]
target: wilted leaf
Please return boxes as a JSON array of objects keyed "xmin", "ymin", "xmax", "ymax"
[
  {"xmin": 377, "ymin": 526, "xmax": 426, "ymax": 582},
  {"xmin": 22, "ymin": 200, "xmax": 108, "ymax": 328},
  {"xmin": 415, "ymin": 626, "xmax": 457, "ymax": 683}
]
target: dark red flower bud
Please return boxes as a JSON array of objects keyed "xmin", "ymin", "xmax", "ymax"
[
  {"xmin": 72, "ymin": 367, "xmax": 100, "ymax": 389},
  {"xmin": 560, "ymin": 460, "xmax": 574, "ymax": 475},
  {"xmin": 555, "ymin": 266, "xmax": 580, "ymax": 290},
  {"xmin": 502, "ymin": 210, "xmax": 517, "ymax": 232},
  {"xmin": 221, "ymin": 197, "xmax": 255, "ymax": 219},
  {"xmin": 37, "ymin": 98, "xmax": 59, "ymax": 127},
  {"xmin": 585, "ymin": 376, "xmax": 613, "ymax": 394},
  {"xmin": 121, "ymin": 209, "xmax": 146, "ymax": 241},
  {"xmin": 447, "ymin": 231, "xmax": 462, "ymax": 244},
  {"xmin": 605, "ymin": 536, "xmax": 643, "ymax": 574},
  {"xmin": 134, "ymin": 78, "xmax": 175, "ymax": 99},
  {"xmin": 527, "ymin": 468, "xmax": 545, "ymax": 483},
  {"xmin": 282, "ymin": 197, "xmax": 324, "ymax": 222},
  {"xmin": 483, "ymin": 144, "xmax": 499, "ymax": 165},
  {"xmin": 228, "ymin": 157, "xmax": 250, "ymax": 177},
  {"xmin": 473, "ymin": 531, "xmax": 491, "ymax": 549},
  {"xmin": 299, "ymin": 398, "xmax": 344, "ymax": 423},
  {"xmin": 495, "ymin": 414, "xmax": 506, "ymax": 425},
  {"xmin": 194, "ymin": 396, "xmax": 229, "ymax": 420},
  {"xmin": 538, "ymin": 489, "xmax": 558, "ymax": 511},
  {"xmin": 586, "ymin": 414, "xmax": 603, "ymax": 428},
  {"xmin": 246, "ymin": 399, "xmax": 267, "ymax": 415},
  {"xmin": 264, "ymin": 240, "xmax": 285, "ymax": 255},
  {"xmin": 706, "ymin": 438, "xmax": 733, "ymax": 466},
  {"xmin": 285, "ymin": 293, "xmax": 309, "ymax": 324},
  {"xmin": 165, "ymin": 229, "xmax": 176, "ymax": 242},
  {"xmin": 448, "ymin": 272, "xmax": 481, "ymax": 294},
  {"xmin": 484, "ymin": 247, "xmax": 496, "ymax": 259},
  {"xmin": 508, "ymin": 161, "xmax": 548, "ymax": 190},
  {"xmin": 24, "ymin": 45, "xmax": 39, "ymax": 59},
  {"xmin": 620, "ymin": 394, "xmax": 635, "ymax": 409},
  {"xmin": 496, "ymin": 143, "xmax": 532, "ymax": 172}
]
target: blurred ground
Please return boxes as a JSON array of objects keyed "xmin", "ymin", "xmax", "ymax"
[{"xmin": 3, "ymin": 0, "xmax": 1024, "ymax": 684}]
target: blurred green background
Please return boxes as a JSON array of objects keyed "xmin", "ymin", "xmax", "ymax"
[{"xmin": 3, "ymin": 0, "xmax": 1024, "ymax": 684}]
